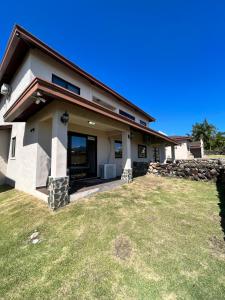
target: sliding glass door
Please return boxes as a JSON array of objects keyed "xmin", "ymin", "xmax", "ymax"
[{"xmin": 68, "ymin": 132, "xmax": 97, "ymax": 181}]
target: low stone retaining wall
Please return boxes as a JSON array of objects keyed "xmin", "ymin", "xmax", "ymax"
[{"xmin": 133, "ymin": 159, "xmax": 225, "ymax": 182}]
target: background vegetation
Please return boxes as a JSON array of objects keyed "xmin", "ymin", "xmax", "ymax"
[{"xmin": 191, "ymin": 119, "xmax": 225, "ymax": 153}]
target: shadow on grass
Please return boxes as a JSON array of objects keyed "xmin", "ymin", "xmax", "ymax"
[
  {"xmin": 216, "ymin": 169, "xmax": 225, "ymax": 241},
  {"xmin": 0, "ymin": 185, "xmax": 14, "ymax": 194}
]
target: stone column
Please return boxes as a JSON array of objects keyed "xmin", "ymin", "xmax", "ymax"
[
  {"xmin": 48, "ymin": 110, "xmax": 69, "ymax": 210},
  {"xmin": 121, "ymin": 130, "xmax": 133, "ymax": 183},
  {"xmin": 171, "ymin": 145, "xmax": 176, "ymax": 163}
]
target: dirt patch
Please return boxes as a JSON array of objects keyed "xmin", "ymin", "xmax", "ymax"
[
  {"xmin": 146, "ymin": 215, "xmax": 158, "ymax": 223},
  {"xmin": 209, "ymin": 235, "xmax": 225, "ymax": 255},
  {"xmin": 114, "ymin": 235, "xmax": 132, "ymax": 260}
]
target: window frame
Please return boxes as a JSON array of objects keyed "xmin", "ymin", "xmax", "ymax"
[
  {"xmin": 140, "ymin": 120, "xmax": 147, "ymax": 126},
  {"xmin": 52, "ymin": 74, "xmax": 80, "ymax": 95},
  {"xmin": 153, "ymin": 147, "xmax": 160, "ymax": 162},
  {"xmin": 119, "ymin": 109, "xmax": 135, "ymax": 121},
  {"xmin": 138, "ymin": 144, "xmax": 147, "ymax": 158},
  {"xmin": 114, "ymin": 140, "xmax": 122, "ymax": 159},
  {"xmin": 11, "ymin": 137, "xmax": 16, "ymax": 158}
]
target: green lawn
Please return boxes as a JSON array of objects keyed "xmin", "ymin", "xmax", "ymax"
[
  {"xmin": 206, "ymin": 155, "xmax": 225, "ymax": 159},
  {"xmin": 0, "ymin": 175, "xmax": 225, "ymax": 299}
]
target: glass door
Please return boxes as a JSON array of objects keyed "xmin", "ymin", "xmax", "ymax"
[{"xmin": 68, "ymin": 132, "xmax": 97, "ymax": 181}]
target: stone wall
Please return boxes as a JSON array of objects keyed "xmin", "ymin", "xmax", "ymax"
[
  {"xmin": 48, "ymin": 176, "xmax": 70, "ymax": 210},
  {"xmin": 133, "ymin": 159, "xmax": 225, "ymax": 181}
]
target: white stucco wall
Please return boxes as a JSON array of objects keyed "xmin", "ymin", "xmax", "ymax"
[
  {"xmin": 0, "ymin": 53, "xmax": 34, "ymax": 123},
  {"xmin": 0, "ymin": 129, "xmax": 11, "ymax": 185},
  {"xmin": 166, "ymin": 140, "xmax": 191, "ymax": 160},
  {"xmin": 29, "ymin": 49, "xmax": 149, "ymax": 126},
  {"xmin": 6, "ymin": 121, "xmax": 38, "ymax": 191},
  {"xmin": 36, "ymin": 119, "xmax": 51, "ymax": 187}
]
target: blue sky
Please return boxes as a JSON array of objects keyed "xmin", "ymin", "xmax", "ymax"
[{"xmin": 1, "ymin": 0, "xmax": 224, "ymax": 135}]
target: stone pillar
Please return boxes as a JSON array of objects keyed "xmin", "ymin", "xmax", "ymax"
[
  {"xmin": 121, "ymin": 130, "xmax": 133, "ymax": 183},
  {"xmin": 48, "ymin": 110, "xmax": 69, "ymax": 210},
  {"xmin": 171, "ymin": 145, "xmax": 176, "ymax": 163}
]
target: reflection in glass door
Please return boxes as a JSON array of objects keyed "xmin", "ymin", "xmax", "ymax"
[{"xmin": 68, "ymin": 132, "xmax": 97, "ymax": 181}]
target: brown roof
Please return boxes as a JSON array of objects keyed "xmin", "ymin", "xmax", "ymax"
[
  {"xmin": 3, "ymin": 77, "xmax": 177, "ymax": 145},
  {"xmin": 189, "ymin": 141, "xmax": 201, "ymax": 148},
  {"xmin": 0, "ymin": 25, "xmax": 155, "ymax": 122},
  {"xmin": 169, "ymin": 135, "xmax": 192, "ymax": 142}
]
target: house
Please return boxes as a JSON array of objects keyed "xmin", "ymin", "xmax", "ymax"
[
  {"xmin": 166, "ymin": 136, "xmax": 204, "ymax": 160},
  {"xmin": 0, "ymin": 25, "xmax": 177, "ymax": 209}
]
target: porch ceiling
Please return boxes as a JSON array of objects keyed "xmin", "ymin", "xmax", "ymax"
[
  {"xmin": 3, "ymin": 77, "xmax": 177, "ymax": 145},
  {"xmin": 69, "ymin": 114, "xmax": 122, "ymax": 133}
]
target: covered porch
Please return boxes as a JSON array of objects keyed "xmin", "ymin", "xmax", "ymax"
[{"xmin": 34, "ymin": 101, "xmax": 134, "ymax": 209}]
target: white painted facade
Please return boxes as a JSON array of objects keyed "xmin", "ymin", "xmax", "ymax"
[
  {"xmin": 0, "ymin": 45, "xmax": 169, "ymax": 201},
  {"xmin": 166, "ymin": 139, "xmax": 194, "ymax": 160},
  {"xmin": 0, "ymin": 129, "xmax": 11, "ymax": 185}
]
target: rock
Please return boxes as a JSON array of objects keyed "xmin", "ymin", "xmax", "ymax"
[
  {"xmin": 210, "ymin": 169, "xmax": 218, "ymax": 176},
  {"xmin": 136, "ymin": 158, "xmax": 225, "ymax": 182},
  {"xmin": 30, "ymin": 231, "xmax": 39, "ymax": 240},
  {"xmin": 31, "ymin": 238, "xmax": 39, "ymax": 244}
]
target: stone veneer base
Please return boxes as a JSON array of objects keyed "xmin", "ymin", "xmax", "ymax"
[
  {"xmin": 48, "ymin": 176, "xmax": 70, "ymax": 210},
  {"xmin": 121, "ymin": 168, "xmax": 133, "ymax": 183}
]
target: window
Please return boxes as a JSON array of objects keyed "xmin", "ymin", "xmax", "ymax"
[
  {"xmin": 115, "ymin": 140, "xmax": 122, "ymax": 158},
  {"xmin": 52, "ymin": 74, "xmax": 80, "ymax": 95},
  {"xmin": 138, "ymin": 144, "xmax": 147, "ymax": 158},
  {"xmin": 119, "ymin": 110, "xmax": 135, "ymax": 121},
  {"xmin": 92, "ymin": 97, "xmax": 116, "ymax": 111},
  {"xmin": 153, "ymin": 147, "xmax": 160, "ymax": 162},
  {"xmin": 11, "ymin": 137, "xmax": 16, "ymax": 158},
  {"xmin": 140, "ymin": 120, "xmax": 147, "ymax": 126}
]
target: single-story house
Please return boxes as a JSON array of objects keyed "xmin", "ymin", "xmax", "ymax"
[
  {"xmin": 0, "ymin": 25, "xmax": 177, "ymax": 209},
  {"xmin": 166, "ymin": 136, "xmax": 204, "ymax": 160}
]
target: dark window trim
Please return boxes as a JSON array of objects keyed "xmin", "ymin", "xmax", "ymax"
[
  {"xmin": 140, "ymin": 120, "xmax": 147, "ymax": 126},
  {"xmin": 119, "ymin": 109, "xmax": 135, "ymax": 121},
  {"xmin": 115, "ymin": 140, "xmax": 122, "ymax": 159},
  {"xmin": 153, "ymin": 147, "xmax": 160, "ymax": 162},
  {"xmin": 138, "ymin": 144, "xmax": 147, "ymax": 158},
  {"xmin": 11, "ymin": 136, "xmax": 16, "ymax": 158},
  {"xmin": 52, "ymin": 74, "xmax": 80, "ymax": 95},
  {"xmin": 67, "ymin": 131, "xmax": 97, "ymax": 181}
]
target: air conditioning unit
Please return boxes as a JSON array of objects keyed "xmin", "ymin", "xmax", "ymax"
[{"xmin": 99, "ymin": 164, "xmax": 116, "ymax": 180}]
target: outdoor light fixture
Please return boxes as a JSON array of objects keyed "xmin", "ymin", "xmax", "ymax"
[
  {"xmin": 61, "ymin": 112, "xmax": 69, "ymax": 124},
  {"xmin": 88, "ymin": 121, "xmax": 96, "ymax": 126}
]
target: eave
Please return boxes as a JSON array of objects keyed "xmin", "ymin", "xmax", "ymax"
[{"xmin": 3, "ymin": 77, "xmax": 177, "ymax": 145}]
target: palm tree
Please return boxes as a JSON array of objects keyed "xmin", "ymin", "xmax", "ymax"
[{"xmin": 191, "ymin": 119, "xmax": 216, "ymax": 150}]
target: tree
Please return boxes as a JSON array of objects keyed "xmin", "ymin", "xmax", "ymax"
[
  {"xmin": 191, "ymin": 119, "xmax": 216, "ymax": 150},
  {"xmin": 211, "ymin": 132, "xmax": 225, "ymax": 151}
]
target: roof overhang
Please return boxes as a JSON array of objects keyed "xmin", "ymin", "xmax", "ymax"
[
  {"xmin": 169, "ymin": 136, "xmax": 192, "ymax": 142},
  {"xmin": 3, "ymin": 77, "xmax": 177, "ymax": 145},
  {"xmin": 0, "ymin": 124, "xmax": 12, "ymax": 130},
  {"xmin": 0, "ymin": 25, "xmax": 155, "ymax": 122}
]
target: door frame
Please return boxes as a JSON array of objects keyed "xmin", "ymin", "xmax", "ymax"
[{"xmin": 67, "ymin": 131, "xmax": 98, "ymax": 181}]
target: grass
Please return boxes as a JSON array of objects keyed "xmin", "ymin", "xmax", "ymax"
[
  {"xmin": 0, "ymin": 175, "xmax": 225, "ymax": 299},
  {"xmin": 206, "ymin": 154, "xmax": 225, "ymax": 159}
]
